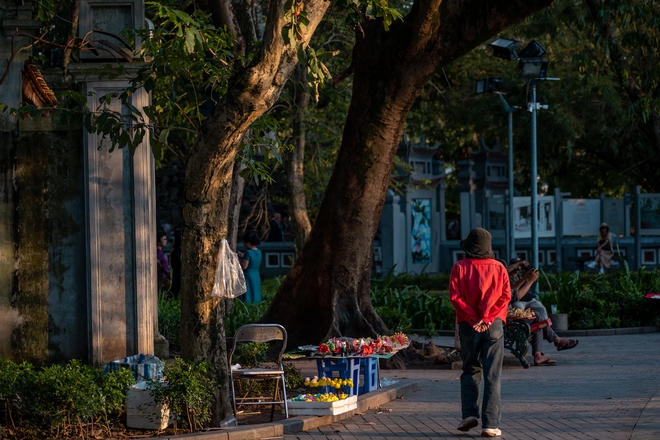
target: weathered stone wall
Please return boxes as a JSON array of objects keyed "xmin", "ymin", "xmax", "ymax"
[
  {"xmin": 0, "ymin": 114, "xmax": 87, "ymax": 364},
  {"xmin": 0, "ymin": 130, "xmax": 19, "ymax": 360}
]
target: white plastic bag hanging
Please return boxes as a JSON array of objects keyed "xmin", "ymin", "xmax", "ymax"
[{"xmin": 211, "ymin": 239, "xmax": 247, "ymax": 298}]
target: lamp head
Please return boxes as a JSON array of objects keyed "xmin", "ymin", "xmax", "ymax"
[
  {"xmin": 518, "ymin": 40, "xmax": 547, "ymax": 59},
  {"xmin": 488, "ymin": 37, "xmax": 520, "ymax": 60},
  {"xmin": 519, "ymin": 60, "xmax": 548, "ymax": 80},
  {"xmin": 475, "ymin": 77, "xmax": 506, "ymax": 95}
]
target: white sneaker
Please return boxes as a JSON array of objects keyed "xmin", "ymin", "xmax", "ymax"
[
  {"xmin": 481, "ymin": 428, "xmax": 502, "ymax": 437},
  {"xmin": 457, "ymin": 416, "xmax": 478, "ymax": 432},
  {"xmin": 599, "ymin": 267, "xmax": 605, "ymax": 274}
]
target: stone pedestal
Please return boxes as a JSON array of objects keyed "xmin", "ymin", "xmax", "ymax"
[{"xmin": 549, "ymin": 313, "xmax": 568, "ymax": 331}]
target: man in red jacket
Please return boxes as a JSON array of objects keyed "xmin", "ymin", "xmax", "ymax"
[{"xmin": 449, "ymin": 228, "xmax": 511, "ymax": 438}]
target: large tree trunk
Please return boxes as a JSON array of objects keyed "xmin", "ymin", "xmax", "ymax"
[
  {"xmin": 227, "ymin": 159, "xmax": 246, "ymax": 249},
  {"xmin": 179, "ymin": 0, "xmax": 329, "ymax": 426},
  {"xmin": 262, "ymin": 0, "xmax": 556, "ymax": 348},
  {"xmin": 287, "ymin": 63, "xmax": 313, "ymax": 251}
]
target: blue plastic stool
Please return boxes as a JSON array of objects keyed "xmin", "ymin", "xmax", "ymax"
[
  {"xmin": 359, "ymin": 357, "xmax": 379, "ymax": 394},
  {"xmin": 315, "ymin": 358, "xmax": 360, "ymax": 396}
]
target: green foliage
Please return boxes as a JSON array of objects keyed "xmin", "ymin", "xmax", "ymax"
[
  {"xmin": 539, "ymin": 268, "xmax": 660, "ymax": 329},
  {"xmin": 374, "ymin": 305, "xmax": 413, "ymax": 333},
  {"xmin": 100, "ymin": 368, "xmax": 137, "ymax": 418},
  {"xmin": 371, "ymin": 283, "xmax": 455, "ymax": 333},
  {"xmin": 284, "ymin": 363, "xmax": 305, "ymax": 389},
  {"xmin": 149, "ymin": 359, "xmax": 215, "ymax": 432},
  {"xmin": 232, "ymin": 342, "xmax": 269, "ymax": 369},
  {"xmin": 372, "ymin": 267, "xmax": 450, "ymax": 292},
  {"xmin": 0, "ymin": 359, "xmax": 34, "ymax": 429},
  {"xmin": 405, "ymin": 0, "xmax": 660, "ymax": 197},
  {"xmin": 0, "ymin": 359, "xmax": 135, "ymax": 438},
  {"xmin": 158, "ymin": 291, "xmax": 181, "ymax": 345},
  {"xmin": 230, "ymin": 341, "xmax": 304, "ymax": 398}
]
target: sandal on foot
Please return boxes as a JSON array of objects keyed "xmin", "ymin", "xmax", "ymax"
[
  {"xmin": 557, "ymin": 339, "xmax": 579, "ymax": 351},
  {"xmin": 534, "ymin": 358, "xmax": 557, "ymax": 366}
]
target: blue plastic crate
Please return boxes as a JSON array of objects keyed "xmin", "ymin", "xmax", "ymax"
[
  {"xmin": 359, "ymin": 357, "xmax": 379, "ymax": 394},
  {"xmin": 315, "ymin": 358, "xmax": 360, "ymax": 396}
]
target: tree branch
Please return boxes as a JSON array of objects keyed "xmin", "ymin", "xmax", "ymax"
[{"xmin": 333, "ymin": 61, "xmax": 353, "ymax": 88}]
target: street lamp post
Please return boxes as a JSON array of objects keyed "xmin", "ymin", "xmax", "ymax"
[
  {"xmin": 529, "ymin": 82, "xmax": 539, "ymax": 269},
  {"xmin": 499, "ymin": 94, "xmax": 517, "ymax": 261},
  {"xmin": 488, "ymin": 38, "xmax": 558, "ymax": 269},
  {"xmin": 475, "ymin": 78, "xmax": 517, "ymax": 260},
  {"xmin": 517, "ymin": 40, "xmax": 548, "ymax": 270}
]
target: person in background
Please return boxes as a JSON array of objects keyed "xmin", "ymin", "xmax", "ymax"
[
  {"xmin": 449, "ymin": 228, "xmax": 510, "ymax": 438},
  {"xmin": 238, "ymin": 231, "xmax": 262, "ymax": 303},
  {"xmin": 169, "ymin": 230, "xmax": 182, "ymax": 296},
  {"xmin": 594, "ymin": 222, "xmax": 614, "ymax": 274},
  {"xmin": 503, "ymin": 259, "xmax": 579, "ymax": 365},
  {"xmin": 267, "ymin": 212, "xmax": 285, "ymax": 242},
  {"xmin": 156, "ymin": 231, "xmax": 170, "ymax": 292}
]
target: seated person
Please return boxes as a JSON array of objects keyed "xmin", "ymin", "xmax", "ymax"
[{"xmin": 505, "ymin": 259, "xmax": 579, "ymax": 366}]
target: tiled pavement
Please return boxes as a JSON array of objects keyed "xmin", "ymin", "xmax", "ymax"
[{"xmin": 284, "ymin": 332, "xmax": 660, "ymax": 440}]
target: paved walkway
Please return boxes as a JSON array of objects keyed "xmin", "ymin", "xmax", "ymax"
[{"xmin": 284, "ymin": 332, "xmax": 660, "ymax": 440}]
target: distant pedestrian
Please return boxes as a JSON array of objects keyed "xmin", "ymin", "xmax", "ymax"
[
  {"xmin": 156, "ymin": 231, "xmax": 171, "ymax": 292},
  {"xmin": 449, "ymin": 228, "xmax": 511, "ymax": 438},
  {"xmin": 238, "ymin": 232, "xmax": 262, "ymax": 303},
  {"xmin": 267, "ymin": 212, "xmax": 285, "ymax": 242}
]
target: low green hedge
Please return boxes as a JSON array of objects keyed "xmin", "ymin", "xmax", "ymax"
[
  {"xmin": 539, "ymin": 265, "xmax": 660, "ymax": 329},
  {"xmin": 0, "ymin": 357, "xmax": 217, "ymax": 439},
  {"xmin": 0, "ymin": 359, "xmax": 135, "ymax": 438}
]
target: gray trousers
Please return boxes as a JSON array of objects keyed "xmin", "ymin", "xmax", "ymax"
[
  {"xmin": 530, "ymin": 322, "xmax": 559, "ymax": 354},
  {"xmin": 458, "ymin": 319, "xmax": 504, "ymax": 429}
]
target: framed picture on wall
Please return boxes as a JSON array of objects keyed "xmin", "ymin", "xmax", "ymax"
[
  {"xmin": 265, "ymin": 253, "xmax": 280, "ymax": 268},
  {"xmin": 411, "ymin": 198, "xmax": 433, "ymax": 264},
  {"xmin": 642, "ymin": 249, "xmax": 657, "ymax": 265}
]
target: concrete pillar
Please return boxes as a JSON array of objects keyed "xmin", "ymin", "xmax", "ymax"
[
  {"xmin": 68, "ymin": 65, "xmax": 157, "ymax": 364},
  {"xmin": 554, "ymin": 188, "xmax": 564, "ymax": 272}
]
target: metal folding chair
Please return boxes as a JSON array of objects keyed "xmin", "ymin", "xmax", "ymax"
[{"xmin": 229, "ymin": 324, "xmax": 289, "ymax": 422}]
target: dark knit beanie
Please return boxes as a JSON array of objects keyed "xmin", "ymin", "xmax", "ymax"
[{"xmin": 460, "ymin": 228, "xmax": 495, "ymax": 259}]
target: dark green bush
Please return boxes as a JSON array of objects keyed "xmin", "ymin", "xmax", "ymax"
[
  {"xmin": 372, "ymin": 267, "xmax": 450, "ymax": 292},
  {"xmin": 375, "ymin": 305, "xmax": 413, "ymax": 333},
  {"xmin": 540, "ymin": 266, "xmax": 660, "ymax": 329},
  {"xmin": 149, "ymin": 359, "xmax": 215, "ymax": 433},
  {"xmin": 158, "ymin": 291, "xmax": 181, "ymax": 345},
  {"xmin": 0, "ymin": 359, "xmax": 135, "ymax": 438},
  {"xmin": 371, "ymin": 285, "xmax": 455, "ymax": 332}
]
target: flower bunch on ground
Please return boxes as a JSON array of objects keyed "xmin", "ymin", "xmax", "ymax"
[
  {"xmin": 290, "ymin": 376, "xmax": 353, "ymax": 402},
  {"xmin": 290, "ymin": 392, "xmax": 349, "ymax": 402},
  {"xmin": 316, "ymin": 334, "xmax": 409, "ymax": 356}
]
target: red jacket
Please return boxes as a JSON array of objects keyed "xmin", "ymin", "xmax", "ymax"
[{"xmin": 449, "ymin": 258, "xmax": 511, "ymax": 326}]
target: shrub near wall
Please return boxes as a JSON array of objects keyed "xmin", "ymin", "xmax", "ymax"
[
  {"xmin": 0, "ymin": 359, "xmax": 135, "ymax": 439},
  {"xmin": 540, "ymin": 267, "xmax": 660, "ymax": 329}
]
